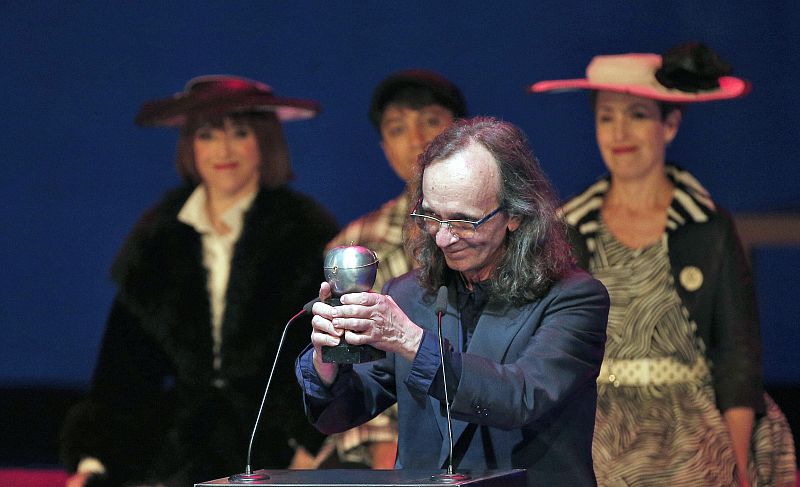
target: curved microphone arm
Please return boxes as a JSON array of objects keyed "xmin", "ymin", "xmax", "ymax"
[
  {"xmin": 437, "ymin": 306, "xmax": 456, "ymax": 475},
  {"xmin": 432, "ymin": 285, "xmax": 469, "ymax": 483},
  {"xmin": 232, "ymin": 297, "xmax": 318, "ymax": 482}
]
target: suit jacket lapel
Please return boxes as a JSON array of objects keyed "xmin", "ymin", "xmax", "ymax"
[{"xmin": 466, "ymin": 300, "xmax": 524, "ymax": 360}]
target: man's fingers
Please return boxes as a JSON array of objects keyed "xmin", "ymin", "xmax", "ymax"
[
  {"xmin": 339, "ymin": 291, "xmax": 380, "ymax": 307},
  {"xmin": 318, "ymin": 281, "xmax": 333, "ymax": 301},
  {"xmin": 312, "ymin": 300, "xmax": 335, "ymax": 320},
  {"xmin": 343, "ymin": 330, "xmax": 369, "ymax": 345},
  {"xmin": 312, "ymin": 331, "xmax": 341, "ymax": 347},
  {"xmin": 332, "ymin": 316, "xmax": 372, "ymax": 332},
  {"xmin": 311, "ymin": 315, "xmax": 341, "ymax": 336}
]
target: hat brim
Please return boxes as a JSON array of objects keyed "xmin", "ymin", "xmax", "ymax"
[
  {"xmin": 528, "ymin": 75, "xmax": 750, "ymax": 103},
  {"xmin": 135, "ymin": 93, "xmax": 320, "ymax": 127}
]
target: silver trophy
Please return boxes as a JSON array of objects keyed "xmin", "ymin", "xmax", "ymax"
[{"xmin": 321, "ymin": 245, "xmax": 384, "ymax": 363}]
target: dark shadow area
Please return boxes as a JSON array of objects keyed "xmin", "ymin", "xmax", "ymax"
[
  {"xmin": 0, "ymin": 387, "xmax": 85, "ymax": 467},
  {"xmin": 1, "ymin": 385, "xmax": 797, "ymax": 469},
  {"xmin": 765, "ymin": 384, "xmax": 800, "ymax": 468}
]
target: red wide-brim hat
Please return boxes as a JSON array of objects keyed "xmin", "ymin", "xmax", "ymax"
[
  {"xmin": 529, "ymin": 53, "xmax": 750, "ymax": 103},
  {"xmin": 135, "ymin": 75, "xmax": 321, "ymax": 127}
]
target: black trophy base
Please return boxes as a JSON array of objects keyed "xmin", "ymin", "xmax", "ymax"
[{"xmin": 321, "ymin": 343, "xmax": 386, "ymax": 364}]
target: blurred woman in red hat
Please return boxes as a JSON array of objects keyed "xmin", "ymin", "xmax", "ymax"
[
  {"xmin": 60, "ymin": 75, "xmax": 338, "ymax": 487},
  {"xmin": 531, "ymin": 43, "xmax": 795, "ymax": 486}
]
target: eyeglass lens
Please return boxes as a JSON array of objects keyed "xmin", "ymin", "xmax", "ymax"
[{"xmin": 414, "ymin": 215, "xmax": 476, "ymax": 239}]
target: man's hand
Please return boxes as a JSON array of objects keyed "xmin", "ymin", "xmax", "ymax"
[
  {"xmin": 326, "ymin": 290, "xmax": 423, "ymax": 362},
  {"xmin": 310, "ymin": 282, "xmax": 340, "ymax": 386},
  {"xmin": 310, "ymin": 282, "xmax": 424, "ymax": 382}
]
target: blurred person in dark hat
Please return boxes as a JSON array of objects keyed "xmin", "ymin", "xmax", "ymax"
[
  {"xmin": 59, "ymin": 75, "xmax": 338, "ymax": 487},
  {"xmin": 318, "ymin": 69, "xmax": 466, "ymax": 469},
  {"xmin": 531, "ymin": 42, "xmax": 795, "ymax": 486},
  {"xmin": 329, "ymin": 69, "xmax": 467, "ymax": 293}
]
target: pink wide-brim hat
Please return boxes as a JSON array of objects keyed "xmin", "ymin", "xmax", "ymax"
[
  {"xmin": 135, "ymin": 75, "xmax": 320, "ymax": 127},
  {"xmin": 529, "ymin": 53, "xmax": 750, "ymax": 103}
]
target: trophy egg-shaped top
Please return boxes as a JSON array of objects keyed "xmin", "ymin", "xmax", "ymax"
[{"xmin": 324, "ymin": 246, "xmax": 379, "ymax": 296}]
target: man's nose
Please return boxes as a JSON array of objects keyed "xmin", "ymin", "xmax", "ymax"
[
  {"xmin": 434, "ymin": 224, "xmax": 458, "ymax": 247},
  {"xmin": 410, "ymin": 125, "xmax": 426, "ymax": 147}
]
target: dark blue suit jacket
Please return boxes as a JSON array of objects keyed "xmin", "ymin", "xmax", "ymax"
[{"xmin": 297, "ymin": 266, "xmax": 608, "ymax": 486}]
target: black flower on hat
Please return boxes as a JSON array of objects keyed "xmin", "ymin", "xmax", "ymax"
[{"xmin": 655, "ymin": 42, "xmax": 733, "ymax": 93}]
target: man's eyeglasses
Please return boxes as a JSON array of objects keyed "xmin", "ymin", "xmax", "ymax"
[{"xmin": 410, "ymin": 202, "xmax": 505, "ymax": 239}]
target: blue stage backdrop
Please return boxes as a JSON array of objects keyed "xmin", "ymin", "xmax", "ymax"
[{"xmin": 1, "ymin": 1, "xmax": 798, "ymax": 388}]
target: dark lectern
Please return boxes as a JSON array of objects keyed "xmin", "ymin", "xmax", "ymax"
[{"xmin": 195, "ymin": 469, "xmax": 526, "ymax": 486}]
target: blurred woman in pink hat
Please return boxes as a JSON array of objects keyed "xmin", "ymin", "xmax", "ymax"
[
  {"xmin": 531, "ymin": 43, "xmax": 795, "ymax": 486},
  {"xmin": 60, "ymin": 76, "xmax": 338, "ymax": 487}
]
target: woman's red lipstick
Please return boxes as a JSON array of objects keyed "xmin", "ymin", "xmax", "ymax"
[{"xmin": 612, "ymin": 146, "xmax": 636, "ymax": 154}]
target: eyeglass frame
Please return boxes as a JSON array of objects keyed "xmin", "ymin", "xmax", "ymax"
[{"xmin": 409, "ymin": 199, "xmax": 506, "ymax": 239}]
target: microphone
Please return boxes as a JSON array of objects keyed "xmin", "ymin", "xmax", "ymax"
[
  {"xmin": 431, "ymin": 285, "xmax": 469, "ymax": 483},
  {"xmin": 229, "ymin": 297, "xmax": 318, "ymax": 483},
  {"xmin": 303, "ymin": 298, "xmax": 319, "ymax": 314}
]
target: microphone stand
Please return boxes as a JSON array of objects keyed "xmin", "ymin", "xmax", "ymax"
[
  {"xmin": 229, "ymin": 299, "xmax": 316, "ymax": 482},
  {"xmin": 431, "ymin": 286, "xmax": 469, "ymax": 483}
]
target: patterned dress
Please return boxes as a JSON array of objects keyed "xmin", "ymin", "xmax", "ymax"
[{"xmin": 563, "ymin": 166, "xmax": 796, "ymax": 486}]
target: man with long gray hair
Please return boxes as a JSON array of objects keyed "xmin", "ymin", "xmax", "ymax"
[{"xmin": 297, "ymin": 117, "xmax": 608, "ymax": 486}]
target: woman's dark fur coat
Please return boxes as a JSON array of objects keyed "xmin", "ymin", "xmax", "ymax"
[{"xmin": 60, "ymin": 185, "xmax": 338, "ymax": 486}]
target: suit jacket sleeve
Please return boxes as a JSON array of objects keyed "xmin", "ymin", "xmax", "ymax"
[{"xmin": 296, "ymin": 345, "xmax": 398, "ymax": 435}]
